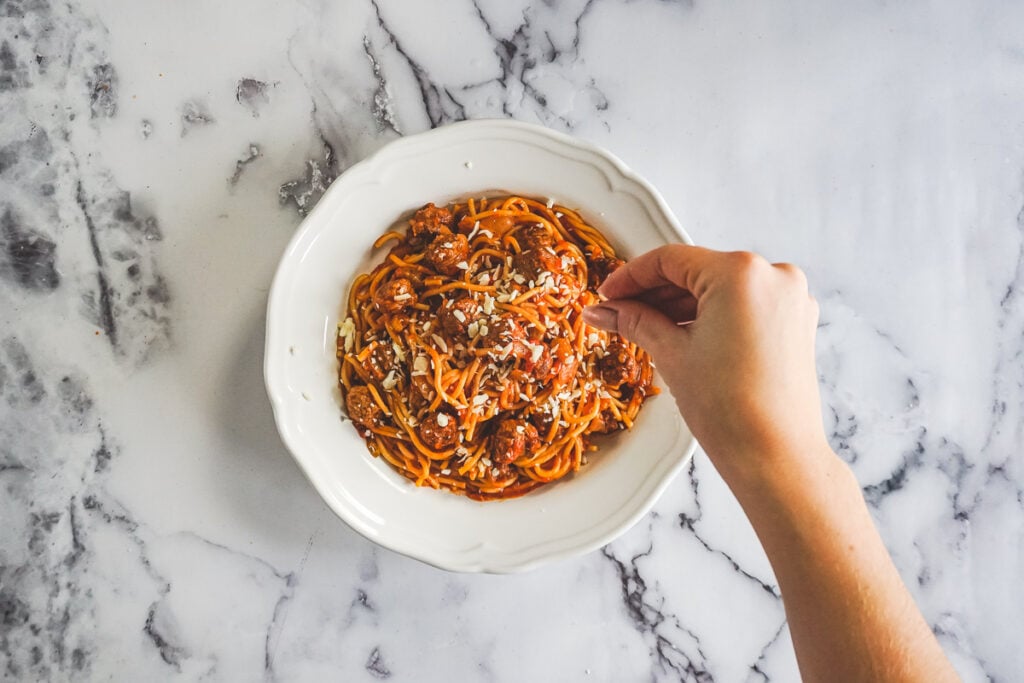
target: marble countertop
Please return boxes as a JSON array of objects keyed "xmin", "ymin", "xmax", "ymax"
[{"xmin": 2, "ymin": 0, "xmax": 1021, "ymax": 680}]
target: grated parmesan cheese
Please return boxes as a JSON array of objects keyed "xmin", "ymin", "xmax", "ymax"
[
  {"xmin": 431, "ymin": 334, "xmax": 448, "ymax": 353},
  {"xmin": 435, "ymin": 413, "xmax": 450, "ymax": 427},
  {"xmin": 525, "ymin": 342, "xmax": 544, "ymax": 363},
  {"xmin": 338, "ymin": 316, "xmax": 356, "ymax": 353}
]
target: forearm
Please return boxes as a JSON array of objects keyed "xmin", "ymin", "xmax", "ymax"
[
  {"xmin": 720, "ymin": 447, "xmax": 959, "ymax": 683},
  {"xmin": 588, "ymin": 244, "xmax": 958, "ymax": 679}
]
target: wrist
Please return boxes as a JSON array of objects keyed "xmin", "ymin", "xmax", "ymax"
[{"xmin": 710, "ymin": 437, "xmax": 844, "ymax": 506}]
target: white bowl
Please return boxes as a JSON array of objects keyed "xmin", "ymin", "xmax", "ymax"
[{"xmin": 264, "ymin": 119, "xmax": 696, "ymax": 573}]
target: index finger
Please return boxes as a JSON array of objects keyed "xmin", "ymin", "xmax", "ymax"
[{"xmin": 599, "ymin": 244, "xmax": 718, "ymax": 300}]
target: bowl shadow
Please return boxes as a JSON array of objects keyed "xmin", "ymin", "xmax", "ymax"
[{"xmin": 214, "ymin": 289, "xmax": 369, "ymax": 554}]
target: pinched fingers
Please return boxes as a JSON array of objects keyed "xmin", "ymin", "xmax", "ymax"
[{"xmin": 598, "ymin": 244, "xmax": 717, "ymax": 301}]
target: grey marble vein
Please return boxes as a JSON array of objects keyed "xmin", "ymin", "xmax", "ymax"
[{"xmin": 2, "ymin": 0, "xmax": 1022, "ymax": 680}]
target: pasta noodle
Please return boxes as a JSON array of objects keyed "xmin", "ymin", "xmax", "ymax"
[{"xmin": 337, "ymin": 195, "xmax": 657, "ymax": 500}]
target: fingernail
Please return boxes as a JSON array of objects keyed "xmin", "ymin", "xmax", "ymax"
[{"xmin": 582, "ymin": 304, "xmax": 618, "ymax": 331}]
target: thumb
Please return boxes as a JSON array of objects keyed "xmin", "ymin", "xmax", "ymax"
[{"xmin": 582, "ymin": 299, "xmax": 688, "ymax": 361}]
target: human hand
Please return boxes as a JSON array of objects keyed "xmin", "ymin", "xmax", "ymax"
[
  {"xmin": 583, "ymin": 245, "xmax": 961, "ymax": 683},
  {"xmin": 582, "ymin": 245, "xmax": 827, "ymax": 485}
]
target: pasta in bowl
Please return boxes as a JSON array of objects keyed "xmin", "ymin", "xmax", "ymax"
[
  {"xmin": 264, "ymin": 120, "xmax": 695, "ymax": 572},
  {"xmin": 339, "ymin": 196, "xmax": 657, "ymax": 501}
]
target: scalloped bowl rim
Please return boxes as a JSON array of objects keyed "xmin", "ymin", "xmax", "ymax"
[{"xmin": 265, "ymin": 119, "xmax": 696, "ymax": 573}]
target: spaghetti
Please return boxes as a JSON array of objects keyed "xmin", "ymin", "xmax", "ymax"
[{"xmin": 337, "ymin": 195, "xmax": 657, "ymax": 500}]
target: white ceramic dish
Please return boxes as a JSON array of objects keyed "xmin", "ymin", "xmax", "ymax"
[{"xmin": 264, "ymin": 119, "xmax": 696, "ymax": 573}]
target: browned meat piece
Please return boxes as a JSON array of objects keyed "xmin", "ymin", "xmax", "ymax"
[
  {"xmin": 551, "ymin": 338, "xmax": 579, "ymax": 385},
  {"xmin": 425, "ymin": 233, "xmax": 470, "ymax": 276},
  {"xmin": 483, "ymin": 314, "xmax": 524, "ymax": 345},
  {"xmin": 587, "ymin": 254, "xmax": 624, "ymax": 289},
  {"xmin": 529, "ymin": 409, "xmax": 556, "ymax": 438},
  {"xmin": 392, "ymin": 266, "xmax": 425, "ymax": 290},
  {"xmin": 513, "ymin": 248, "xmax": 561, "ymax": 280},
  {"xmin": 409, "ymin": 203, "xmax": 453, "ymax": 238},
  {"xmin": 346, "ymin": 385, "xmax": 382, "ymax": 427},
  {"xmin": 360, "ymin": 341, "xmax": 396, "ymax": 381},
  {"xmin": 478, "ymin": 213, "xmax": 517, "ymax": 235},
  {"xmin": 419, "ymin": 410, "xmax": 458, "ymax": 450},
  {"xmin": 373, "ymin": 278, "xmax": 418, "ymax": 314},
  {"xmin": 440, "ymin": 296, "xmax": 480, "ymax": 336},
  {"xmin": 410, "ymin": 372, "xmax": 434, "ymax": 399},
  {"xmin": 588, "ymin": 408, "xmax": 622, "ymax": 435},
  {"xmin": 491, "ymin": 419, "xmax": 539, "ymax": 465},
  {"xmin": 598, "ymin": 340, "xmax": 640, "ymax": 386},
  {"xmin": 525, "ymin": 344, "xmax": 553, "ymax": 379},
  {"xmin": 483, "ymin": 314, "xmax": 530, "ymax": 359},
  {"xmin": 518, "ymin": 224, "xmax": 554, "ymax": 250}
]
